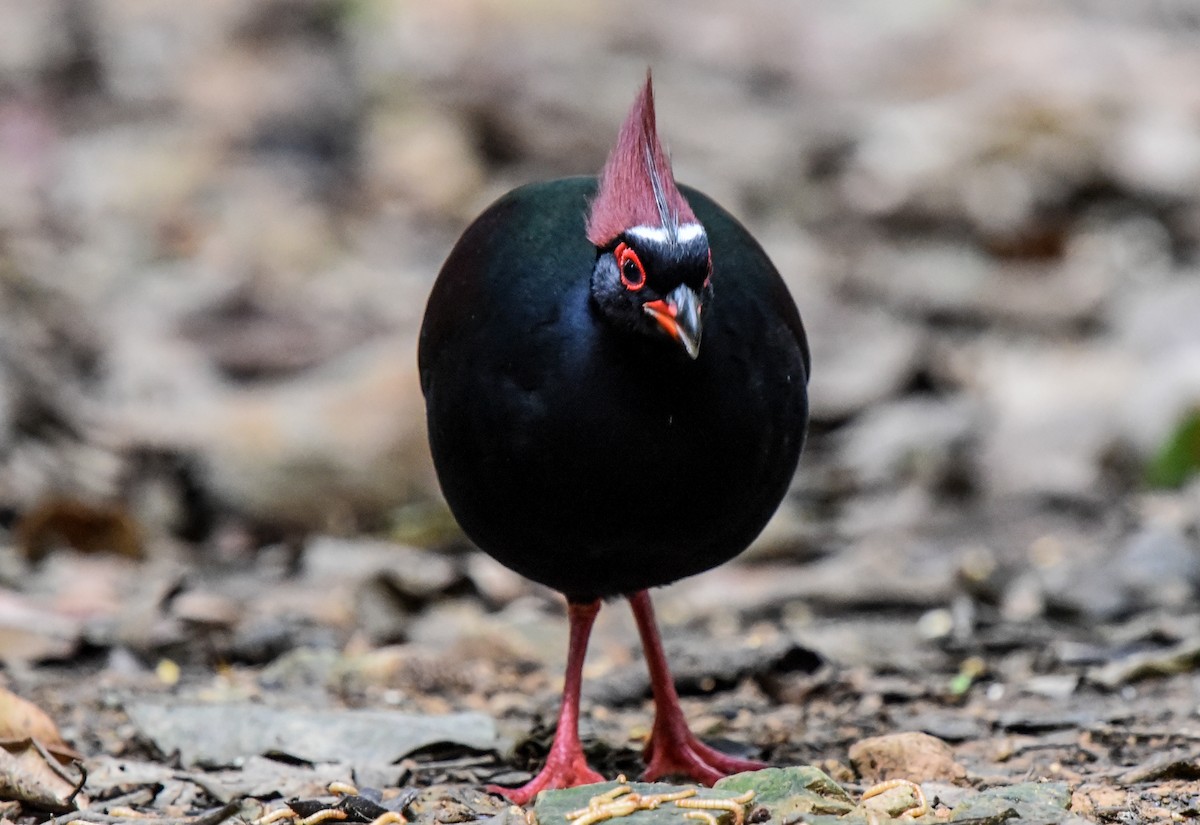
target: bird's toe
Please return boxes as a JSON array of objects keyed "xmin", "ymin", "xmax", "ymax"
[
  {"xmin": 642, "ymin": 732, "xmax": 765, "ymax": 785},
  {"xmin": 491, "ymin": 756, "xmax": 606, "ymax": 805}
]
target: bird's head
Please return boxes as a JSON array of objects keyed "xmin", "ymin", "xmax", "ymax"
[{"xmin": 587, "ymin": 74, "xmax": 713, "ymax": 360}]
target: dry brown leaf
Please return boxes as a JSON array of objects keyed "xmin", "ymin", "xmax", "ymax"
[
  {"xmin": 16, "ymin": 497, "xmax": 143, "ymax": 562},
  {"xmin": 0, "ymin": 688, "xmax": 81, "ymax": 762},
  {"xmin": 0, "ymin": 738, "xmax": 84, "ymax": 813}
]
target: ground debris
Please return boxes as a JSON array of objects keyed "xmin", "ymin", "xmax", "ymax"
[
  {"xmin": 126, "ymin": 702, "xmax": 505, "ymax": 769},
  {"xmin": 590, "ymin": 635, "xmax": 822, "ymax": 706},
  {"xmin": 46, "ymin": 798, "xmax": 249, "ymax": 825},
  {"xmin": 192, "ymin": 757, "xmax": 369, "ymax": 803},
  {"xmin": 1088, "ymin": 637, "xmax": 1200, "ymax": 688},
  {"xmin": 254, "ymin": 783, "xmax": 417, "ymax": 825},
  {"xmin": 1116, "ymin": 749, "xmax": 1200, "ymax": 784},
  {"xmin": 531, "ymin": 770, "xmax": 1093, "ymax": 825}
]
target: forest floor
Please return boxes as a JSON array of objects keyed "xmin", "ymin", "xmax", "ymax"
[{"xmin": 6, "ymin": 507, "xmax": 1200, "ymax": 824}]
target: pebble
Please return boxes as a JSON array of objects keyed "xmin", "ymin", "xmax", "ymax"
[
  {"xmin": 170, "ymin": 590, "xmax": 242, "ymax": 629},
  {"xmin": 848, "ymin": 731, "xmax": 967, "ymax": 783},
  {"xmin": 1114, "ymin": 526, "xmax": 1200, "ymax": 610}
]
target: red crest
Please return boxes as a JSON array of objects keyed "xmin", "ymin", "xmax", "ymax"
[{"xmin": 585, "ymin": 73, "xmax": 698, "ymax": 247}]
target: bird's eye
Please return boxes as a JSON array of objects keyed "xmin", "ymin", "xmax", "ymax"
[{"xmin": 615, "ymin": 242, "xmax": 646, "ymax": 291}]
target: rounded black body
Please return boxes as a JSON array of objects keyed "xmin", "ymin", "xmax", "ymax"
[{"xmin": 419, "ymin": 177, "xmax": 809, "ymax": 602}]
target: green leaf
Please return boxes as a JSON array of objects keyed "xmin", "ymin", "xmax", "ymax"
[{"xmin": 1146, "ymin": 407, "xmax": 1200, "ymax": 489}]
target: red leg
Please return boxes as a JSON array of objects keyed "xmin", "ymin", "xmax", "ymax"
[
  {"xmin": 490, "ymin": 600, "xmax": 606, "ymax": 804},
  {"xmin": 628, "ymin": 590, "xmax": 766, "ymax": 784}
]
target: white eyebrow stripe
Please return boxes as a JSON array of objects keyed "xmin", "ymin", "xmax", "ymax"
[{"xmin": 626, "ymin": 223, "xmax": 707, "ymax": 244}]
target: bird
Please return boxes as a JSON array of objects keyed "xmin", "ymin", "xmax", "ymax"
[{"xmin": 418, "ymin": 74, "xmax": 810, "ymax": 804}]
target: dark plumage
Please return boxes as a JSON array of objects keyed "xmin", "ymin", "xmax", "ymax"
[
  {"xmin": 421, "ymin": 177, "xmax": 808, "ymax": 599},
  {"xmin": 419, "ymin": 75, "xmax": 809, "ymax": 802}
]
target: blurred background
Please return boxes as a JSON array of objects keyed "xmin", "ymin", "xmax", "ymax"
[{"xmin": 3, "ymin": 0, "xmax": 1200, "ymax": 723}]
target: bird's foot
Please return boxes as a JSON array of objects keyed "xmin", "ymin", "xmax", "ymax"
[
  {"xmin": 490, "ymin": 747, "xmax": 605, "ymax": 806},
  {"xmin": 642, "ymin": 717, "xmax": 765, "ymax": 785}
]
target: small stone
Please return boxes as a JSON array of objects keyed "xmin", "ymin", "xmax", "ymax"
[
  {"xmin": 170, "ymin": 590, "xmax": 241, "ymax": 629},
  {"xmin": 848, "ymin": 732, "xmax": 967, "ymax": 784},
  {"xmin": 1021, "ymin": 674, "xmax": 1079, "ymax": 699},
  {"xmin": 715, "ymin": 766, "xmax": 855, "ymax": 817},
  {"xmin": 915, "ymin": 608, "xmax": 953, "ymax": 641},
  {"xmin": 1070, "ymin": 785, "xmax": 1127, "ymax": 821},
  {"xmin": 999, "ymin": 570, "xmax": 1045, "ymax": 622},
  {"xmin": 1114, "ymin": 526, "xmax": 1200, "ymax": 610},
  {"xmin": 949, "ymin": 781, "xmax": 1071, "ymax": 822}
]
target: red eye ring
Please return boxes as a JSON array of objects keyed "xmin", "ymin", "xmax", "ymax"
[{"xmin": 615, "ymin": 242, "xmax": 646, "ymax": 291}]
